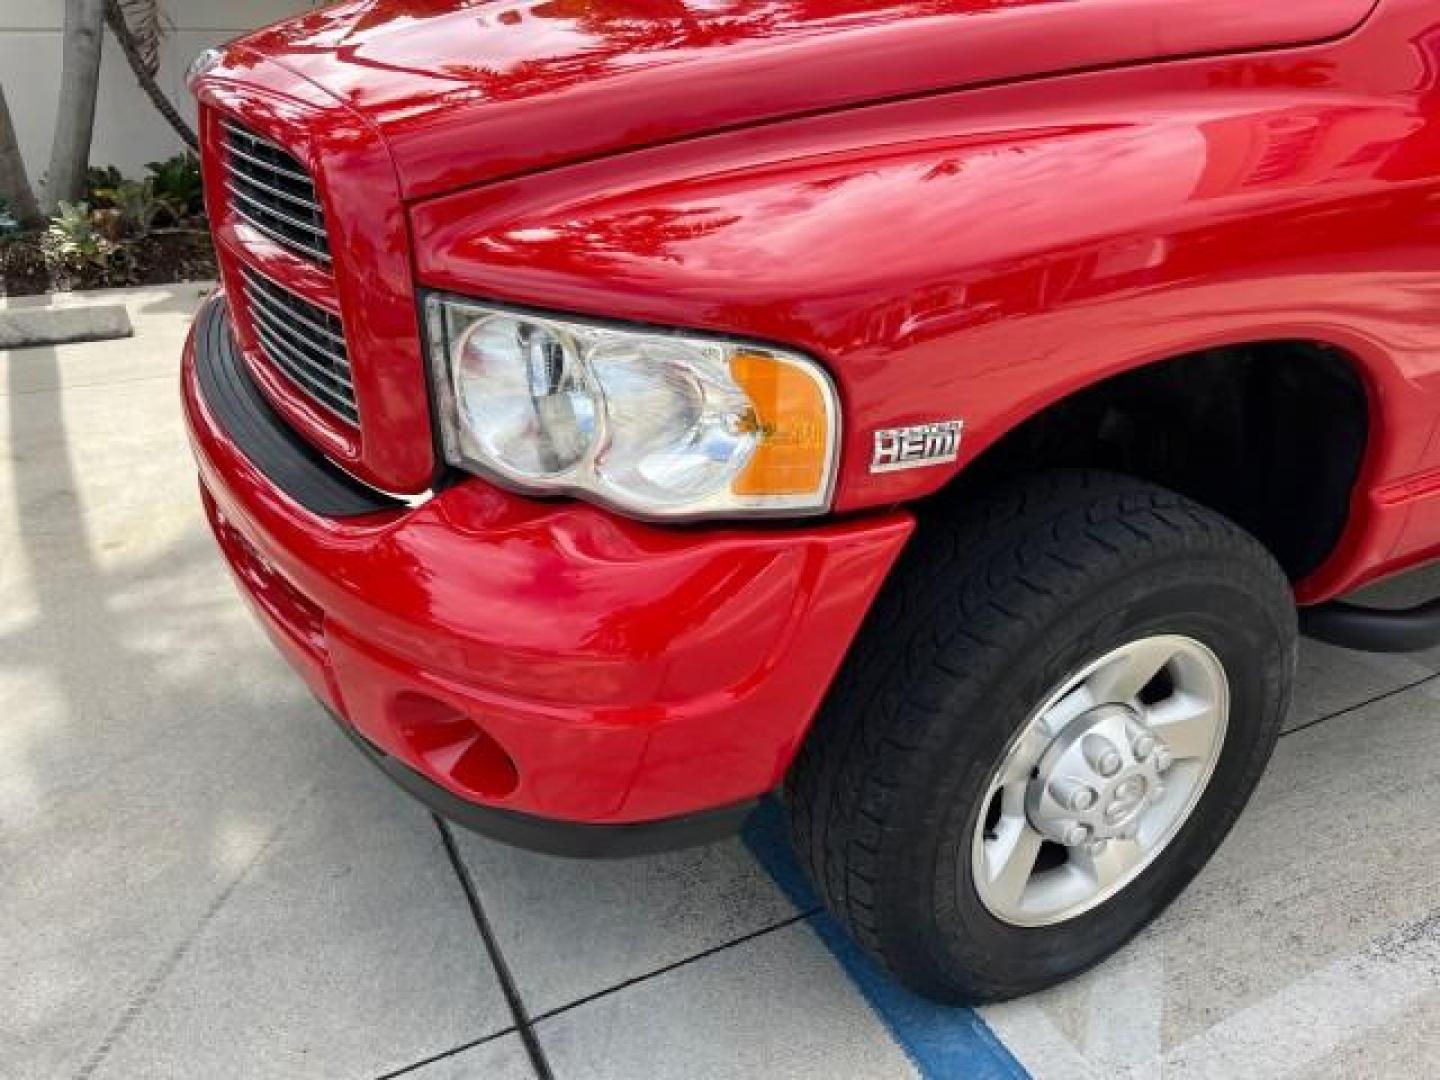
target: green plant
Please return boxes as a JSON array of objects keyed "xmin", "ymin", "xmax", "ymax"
[
  {"xmin": 43, "ymin": 200, "xmax": 117, "ymax": 270},
  {"xmin": 146, "ymin": 152, "xmax": 203, "ymax": 219},
  {"xmin": 109, "ymin": 177, "xmax": 162, "ymax": 237},
  {"xmin": 85, "ymin": 164, "xmax": 124, "ymax": 207}
]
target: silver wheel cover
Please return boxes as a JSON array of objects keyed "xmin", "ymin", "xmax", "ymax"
[{"xmin": 969, "ymin": 634, "xmax": 1230, "ymax": 927}]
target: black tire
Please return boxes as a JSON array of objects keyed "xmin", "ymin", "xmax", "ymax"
[{"xmin": 785, "ymin": 469, "xmax": 1296, "ymax": 1003}]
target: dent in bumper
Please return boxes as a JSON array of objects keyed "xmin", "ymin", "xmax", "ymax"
[{"xmin": 182, "ymin": 295, "xmax": 914, "ymax": 826}]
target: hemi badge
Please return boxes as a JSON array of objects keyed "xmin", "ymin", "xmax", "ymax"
[{"xmin": 871, "ymin": 420, "xmax": 964, "ymax": 473}]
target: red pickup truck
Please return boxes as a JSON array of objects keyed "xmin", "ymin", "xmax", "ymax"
[{"xmin": 182, "ymin": 0, "xmax": 1439, "ymax": 1003}]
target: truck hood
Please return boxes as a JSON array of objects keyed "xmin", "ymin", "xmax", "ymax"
[{"xmin": 242, "ymin": 0, "xmax": 1377, "ymax": 202}]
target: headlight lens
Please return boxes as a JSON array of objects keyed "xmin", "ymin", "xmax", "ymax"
[
  {"xmin": 427, "ymin": 295, "xmax": 839, "ymax": 519},
  {"xmin": 453, "ymin": 315, "xmax": 598, "ymax": 480}
]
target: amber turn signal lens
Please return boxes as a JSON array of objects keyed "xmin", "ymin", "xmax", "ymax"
[{"xmin": 729, "ymin": 350, "xmax": 831, "ymax": 497}]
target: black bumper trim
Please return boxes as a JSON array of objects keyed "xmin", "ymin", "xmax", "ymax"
[
  {"xmin": 328, "ymin": 709, "xmax": 759, "ymax": 858},
  {"xmin": 193, "ymin": 294, "xmax": 402, "ymax": 518},
  {"xmin": 1300, "ymin": 598, "xmax": 1440, "ymax": 653}
]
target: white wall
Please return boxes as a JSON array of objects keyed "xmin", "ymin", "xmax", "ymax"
[{"xmin": 1, "ymin": 1, "xmax": 322, "ymax": 191}]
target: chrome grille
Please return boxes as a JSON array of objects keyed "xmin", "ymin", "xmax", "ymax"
[
  {"xmin": 241, "ymin": 268, "xmax": 357, "ymax": 424},
  {"xmin": 223, "ymin": 121, "xmax": 330, "ymax": 264}
]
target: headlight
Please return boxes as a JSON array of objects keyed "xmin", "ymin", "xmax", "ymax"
[{"xmin": 426, "ymin": 295, "xmax": 839, "ymax": 519}]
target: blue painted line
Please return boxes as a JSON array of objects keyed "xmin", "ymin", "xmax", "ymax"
[{"xmin": 743, "ymin": 799, "xmax": 1030, "ymax": 1080}]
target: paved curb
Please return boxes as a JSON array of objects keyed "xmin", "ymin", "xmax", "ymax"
[{"xmin": 0, "ymin": 303, "xmax": 134, "ymax": 349}]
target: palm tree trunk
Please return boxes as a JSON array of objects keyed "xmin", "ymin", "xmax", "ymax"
[
  {"xmin": 44, "ymin": 0, "xmax": 107, "ymax": 214},
  {"xmin": 104, "ymin": 0, "xmax": 197, "ymax": 152},
  {"xmin": 0, "ymin": 85, "xmax": 42, "ymax": 228}
]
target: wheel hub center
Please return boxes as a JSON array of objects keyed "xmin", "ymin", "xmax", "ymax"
[{"xmin": 1026, "ymin": 702, "xmax": 1170, "ymax": 846}]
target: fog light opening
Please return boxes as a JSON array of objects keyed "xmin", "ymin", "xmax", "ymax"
[{"xmin": 391, "ymin": 692, "xmax": 519, "ymax": 800}]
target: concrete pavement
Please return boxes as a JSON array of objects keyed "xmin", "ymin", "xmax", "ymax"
[{"xmin": 3, "ymin": 285, "xmax": 1437, "ymax": 1079}]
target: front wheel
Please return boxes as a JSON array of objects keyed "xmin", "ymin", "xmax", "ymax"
[{"xmin": 785, "ymin": 470, "xmax": 1296, "ymax": 1003}]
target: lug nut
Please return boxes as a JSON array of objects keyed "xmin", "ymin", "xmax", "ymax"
[
  {"xmin": 1062, "ymin": 823, "xmax": 1092, "ymax": 847},
  {"xmin": 1132, "ymin": 732, "xmax": 1156, "ymax": 760},
  {"xmin": 1105, "ymin": 802, "xmax": 1133, "ymax": 826},
  {"xmin": 1114, "ymin": 776, "xmax": 1147, "ymax": 802},
  {"xmin": 1083, "ymin": 734, "xmax": 1123, "ymax": 778},
  {"xmin": 1154, "ymin": 746, "xmax": 1174, "ymax": 772},
  {"xmin": 1050, "ymin": 779, "xmax": 1099, "ymax": 812}
]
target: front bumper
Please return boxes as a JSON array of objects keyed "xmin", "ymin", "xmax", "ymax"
[{"xmin": 182, "ymin": 294, "xmax": 913, "ymax": 851}]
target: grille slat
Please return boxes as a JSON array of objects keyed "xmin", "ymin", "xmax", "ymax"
[
  {"xmin": 243, "ymin": 268, "xmax": 349, "ymax": 348},
  {"xmin": 223, "ymin": 121, "xmax": 331, "ymax": 264},
  {"xmin": 246, "ymin": 280, "xmax": 349, "ymax": 352},
  {"xmin": 254, "ymin": 326, "xmax": 359, "ymax": 420},
  {"xmin": 222, "ymin": 130, "xmax": 314, "ymax": 185},
  {"xmin": 223, "ymin": 166, "xmax": 325, "ymax": 215},
  {"xmin": 247, "ymin": 303, "xmax": 354, "ymax": 393},
  {"xmin": 226, "ymin": 181, "xmax": 329, "ymax": 241},
  {"xmin": 241, "ymin": 268, "xmax": 357, "ymax": 425}
]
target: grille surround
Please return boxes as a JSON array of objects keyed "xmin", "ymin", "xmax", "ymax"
[
  {"xmin": 241, "ymin": 267, "xmax": 358, "ymax": 425},
  {"xmin": 223, "ymin": 121, "xmax": 331, "ymax": 264}
]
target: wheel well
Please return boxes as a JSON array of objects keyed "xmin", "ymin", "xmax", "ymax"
[{"xmin": 940, "ymin": 341, "xmax": 1369, "ymax": 581}]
